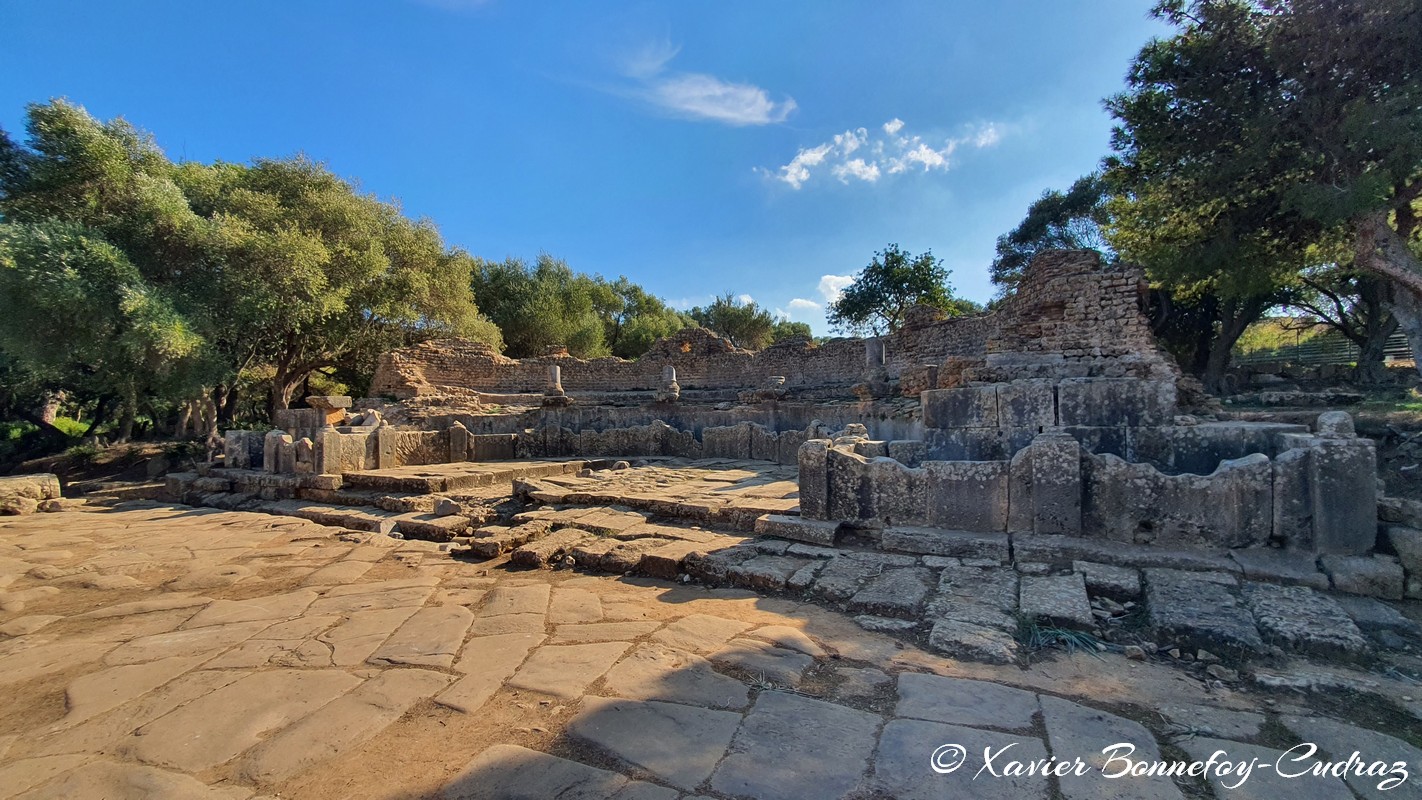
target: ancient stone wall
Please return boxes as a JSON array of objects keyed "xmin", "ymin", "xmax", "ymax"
[
  {"xmin": 798, "ymin": 416, "xmax": 1378, "ymax": 556},
  {"xmin": 368, "ymin": 250, "xmax": 1178, "ymax": 399}
]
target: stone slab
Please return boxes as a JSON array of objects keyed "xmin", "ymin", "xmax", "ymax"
[
  {"xmin": 711, "ymin": 691, "xmax": 880, "ymax": 800},
  {"xmin": 368, "ymin": 605, "xmax": 474, "ymax": 668},
  {"xmin": 874, "ymin": 718, "xmax": 1050, "ymax": 800},
  {"xmin": 508, "ymin": 641, "xmax": 630, "ymax": 699},
  {"xmin": 1019, "ymin": 573, "xmax": 1093, "ymax": 629},
  {"xmin": 599, "ymin": 643, "xmax": 751, "ymax": 710},
  {"xmin": 895, "ymin": 672, "xmax": 1039, "ymax": 731},
  {"xmin": 1040, "ymin": 694, "xmax": 1182, "ymax": 800},
  {"xmin": 568, "ymin": 696, "xmax": 741, "ymax": 791}
]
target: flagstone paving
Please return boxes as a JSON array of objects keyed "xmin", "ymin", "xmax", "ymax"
[{"xmin": 2, "ymin": 503, "xmax": 1421, "ymax": 799}]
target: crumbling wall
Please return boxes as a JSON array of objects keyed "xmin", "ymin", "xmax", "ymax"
[
  {"xmin": 369, "ymin": 250, "xmax": 1178, "ymax": 399},
  {"xmin": 800, "ymin": 413, "xmax": 1378, "ymax": 556}
]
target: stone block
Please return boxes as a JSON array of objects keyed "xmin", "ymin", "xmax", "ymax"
[
  {"xmin": 1228, "ymin": 548, "xmax": 1328, "ymax": 590},
  {"xmin": 1019, "ymin": 573, "xmax": 1093, "ymax": 629},
  {"xmin": 1006, "ymin": 447, "xmax": 1033, "ymax": 532},
  {"xmin": 867, "ymin": 457, "xmax": 925, "ymax": 525},
  {"xmin": 1056, "ymin": 377, "xmax": 1175, "ymax": 427},
  {"xmin": 1144, "ymin": 568, "xmax": 1264, "ymax": 654},
  {"xmin": 1321, "ymin": 554, "xmax": 1404, "ymax": 599},
  {"xmin": 1072, "ymin": 560, "xmax": 1141, "ymax": 600},
  {"xmin": 796, "ymin": 439, "xmax": 830, "ymax": 520},
  {"xmin": 1309, "ymin": 439, "xmax": 1378, "ymax": 555},
  {"xmin": 448, "ymin": 422, "xmax": 469, "ymax": 462},
  {"xmin": 1272, "ymin": 447, "xmax": 1313, "ymax": 550},
  {"xmin": 924, "ymin": 460, "xmax": 1008, "ymax": 532},
  {"xmin": 1030, "ymin": 432, "xmax": 1081, "ymax": 536},
  {"xmin": 922, "ymin": 386, "xmax": 998, "ymax": 429},
  {"xmin": 995, "ymin": 379, "xmax": 1056, "ymax": 429},
  {"xmin": 753, "ymin": 514, "xmax": 840, "ymax": 546},
  {"xmin": 826, "ymin": 446, "xmax": 869, "ymax": 521},
  {"xmin": 879, "ymin": 526, "xmax": 1009, "ymax": 561},
  {"xmin": 1385, "ymin": 525, "xmax": 1422, "ymax": 576},
  {"xmin": 887, "ymin": 440, "xmax": 927, "ymax": 468}
]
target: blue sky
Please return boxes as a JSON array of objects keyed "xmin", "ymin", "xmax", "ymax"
[{"xmin": 0, "ymin": 1, "xmax": 1167, "ymax": 335}]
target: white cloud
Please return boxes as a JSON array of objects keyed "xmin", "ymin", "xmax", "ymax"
[
  {"xmin": 787, "ymin": 298, "xmax": 821, "ymax": 311},
  {"xmin": 761, "ymin": 119, "xmax": 1003, "ymax": 190},
  {"xmin": 737, "ymin": 293, "xmax": 755, "ymax": 305},
  {"xmin": 831, "ymin": 158, "xmax": 881, "ymax": 184},
  {"xmin": 817, "ymin": 274, "xmax": 854, "ymax": 303},
  {"xmin": 615, "ymin": 40, "xmax": 795, "ymax": 126}
]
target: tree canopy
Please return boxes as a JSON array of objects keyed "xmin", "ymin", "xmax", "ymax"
[
  {"xmin": 990, "ymin": 174, "xmax": 1112, "ymax": 294},
  {"xmin": 828, "ymin": 244, "xmax": 978, "ymax": 336},
  {"xmin": 1104, "ymin": 0, "xmax": 1422, "ymax": 373},
  {"xmin": 687, "ymin": 294, "xmax": 811, "ymax": 351}
]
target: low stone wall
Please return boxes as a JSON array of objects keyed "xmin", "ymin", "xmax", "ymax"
[
  {"xmin": 798, "ymin": 417, "xmax": 1378, "ymax": 556},
  {"xmin": 369, "ymin": 250, "xmax": 1180, "ymax": 399}
]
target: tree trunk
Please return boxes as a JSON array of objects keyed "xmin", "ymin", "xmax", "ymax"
[
  {"xmin": 38, "ymin": 391, "xmax": 63, "ymax": 425},
  {"xmin": 1201, "ymin": 296, "xmax": 1268, "ymax": 395},
  {"xmin": 1355, "ymin": 211, "xmax": 1422, "ymax": 379}
]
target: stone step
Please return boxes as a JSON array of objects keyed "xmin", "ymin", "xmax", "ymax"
[
  {"xmin": 344, "ymin": 460, "xmax": 595, "ymax": 493},
  {"xmin": 231, "ymin": 498, "xmax": 471, "ymax": 542}
]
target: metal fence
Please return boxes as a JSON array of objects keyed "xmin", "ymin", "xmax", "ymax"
[{"xmin": 1234, "ymin": 329, "xmax": 1414, "ymax": 366}]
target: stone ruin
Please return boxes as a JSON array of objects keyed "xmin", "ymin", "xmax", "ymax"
[{"xmin": 209, "ymin": 249, "xmax": 1397, "ymax": 599}]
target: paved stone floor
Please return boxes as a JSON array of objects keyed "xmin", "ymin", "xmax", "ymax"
[{"xmin": 2, "ymin": 504, "xmax": 1421, "ymax": 799}]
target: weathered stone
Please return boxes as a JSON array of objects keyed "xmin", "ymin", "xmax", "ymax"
[
  {"xmin": 927, "ymin": 619, "xmax": 1018, "ymax": 664},
  {"xmin": 874, "ymin": 719, "xmax": 1050, "ymax": 800},
  {"xmin": 1019, "ymin": 573, "xmax": 1094, "ymax": 629},
  {"xmin": 797, "ymin": 439, "xmax": 830, "ymax": 519},
  {"xmin": 895, "ymin": 672, "xmax": 1039, "ymax": 731},
  {"xmin": 729, "ymin": 554, "xmax": 809, "ymax": 591},
  {"xmin": 1072, "ymin": 560, "xmax": 1142, "ymax": 600},
  {"xmin": 1228, "ymin": 548, "xmax": 1329, "ymax": 590},
  {"xmin": 1281, "ymin": 715, "xmax": 1422, "ymax": 800},
  {"xmin": 437, "ymin": 632, "xmax": 544, "ymax": 713},
  {"xmin": 1177, "ymin": 737, "xmax": 1354, "ymax": 800},
  {"xmin": 854, "ymin": 614, "xmax": 919, "ymax": 633},
  {"xmin": 1031, "ymin": 432, "xmax": 1081, "ymax": 535},
  {"xmin": 124, "ymin": 669, "xmax": 362, "ymax": 772},
  {"xmin": 317, "ymin": 607, "xmax": 420, "ymax": 665},
  {"xmin": 13, "ymin": 760, "xmax": 253, "ymax": 799},
  {"xmin": 57, "ymin": 656, "xmax": 207, "ymax": 729},
  {"xmin": 599, "ymin": 643, "xmax": 750, "ymax": 710},
  {"xmin": 1144, "ymin": 568, "xmax": 1263, "ymax": 654},
  {"xmin": 242, "ymin": 669, "xmax": 452, "ymax": 783},
  {"xmin": 569, "ymin": 696, "xmax": 741, "ymax": 791},
  {"xmin": 1334, "ymin": 595, "xmax": 1422, "ymax": 639},
  {"xmin": 440, "ymin": 744, "xmax": 633, "ymax": 799},
  {"xmin": 1321, "ymin": 554, "xmax": 1404, "ymax": 599},
  {"xmin": 508, "ymin": 641, "xmax": 629, "ymax": 699},
  {"xmin": 549, "ymin": 621, "xmax": 661, "ymax": 643},
  {"xmin": 811, "ymin": 552, "xmax": 886, "ymax": 601},
  {"xmin": 753, "ymin": 513, "xmax": 840, "ymax": 545},
  {"xmin": 879, "ymin": 525, "xmax": 1009, "ymax": 560},
  {"xmin": 1310, "ymin": 438, "xmax": 1378, "ymax": 555},
  {"xmin": 1040, "ymin": 695, "xmax": 1182, "ymax": 800},
  {"xmin": 743, "ymin": 625, "xmax": 825, "ymax": 657},
  {"xmin": 922, "ymin": 385, "xmax": 998, "ymax": 429},
  {"xmin": 711, "ymin": 691, "xmax": 880, "ymax": 800},
  {"xmin": 368, "ymin": 605, "xmax": 474, "ymax": 668},
  {"xmin": 478, "ymin": 584, "xmax": 551, "ymax": 616},
  {"xmin": 1242, "ymin": 582, "xmax": 1369, "ymax": 657},
  {"xmin": 709, "ymin": 637, "xmax": 813, "ymax": 687},
  {"xmin": 651, "ymin": 614, "xmax": 752, "ymax": 653},
  {"xmin": 923, "ymin": 460, "xmax": 1008, "ymax": 531},
  {"xmin": 847, "ymin": 566, "xmax": 933, "ymax": 617},
  {"xmin": 1158, "ymin": 705, "xmax": 1265, "ymax": 740}
]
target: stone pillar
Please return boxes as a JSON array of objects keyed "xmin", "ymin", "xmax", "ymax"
[
  {"xmin": 315, "ymin": 427, "xmax": 342, "ymax": 475},
  {"xmin": 1309, "ymin": 438, "xmax": 1377, "ymax": 555},
  {"xmin": 449, "ymin": 421, "xmax": 469, "ymax": 463},
  {"xmin": 376, "ymin": 425, "xmax": 398, "ymax": 470},
  {"xmin": 545, "ymin": 365, "xmax": 565, "ymax": 397},
  {"xmin": 224, "ymin": 430, "xmax": 249, "ymax": 469},
  {"xmin": 276, "ymin": 434, "xmax": 296, "ymax": 474},
  {"xmin": 294, "ymin": 437, "xmax": 315, "ymax": 474},
  {"xmin": 657, "ymin": 365, "xmax": 680, "ymax": 403},
  {"xmin": 797, "ymin": 439, "xmax": 831, "ymax": 519},
  {"xmin": 866, "ymin": 339, "xmax": 886, "ymax": 369},
  {"xmin": 305, "ymin": 395, "xmax": 352, "ymax": 427},
  {"xmin": 1030, "ymin": 432, "xmax": 1082, "ymax": 536},
  {"xmin": 263, "ymin": 429, "xmax": 286, "ymax": 473}
]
